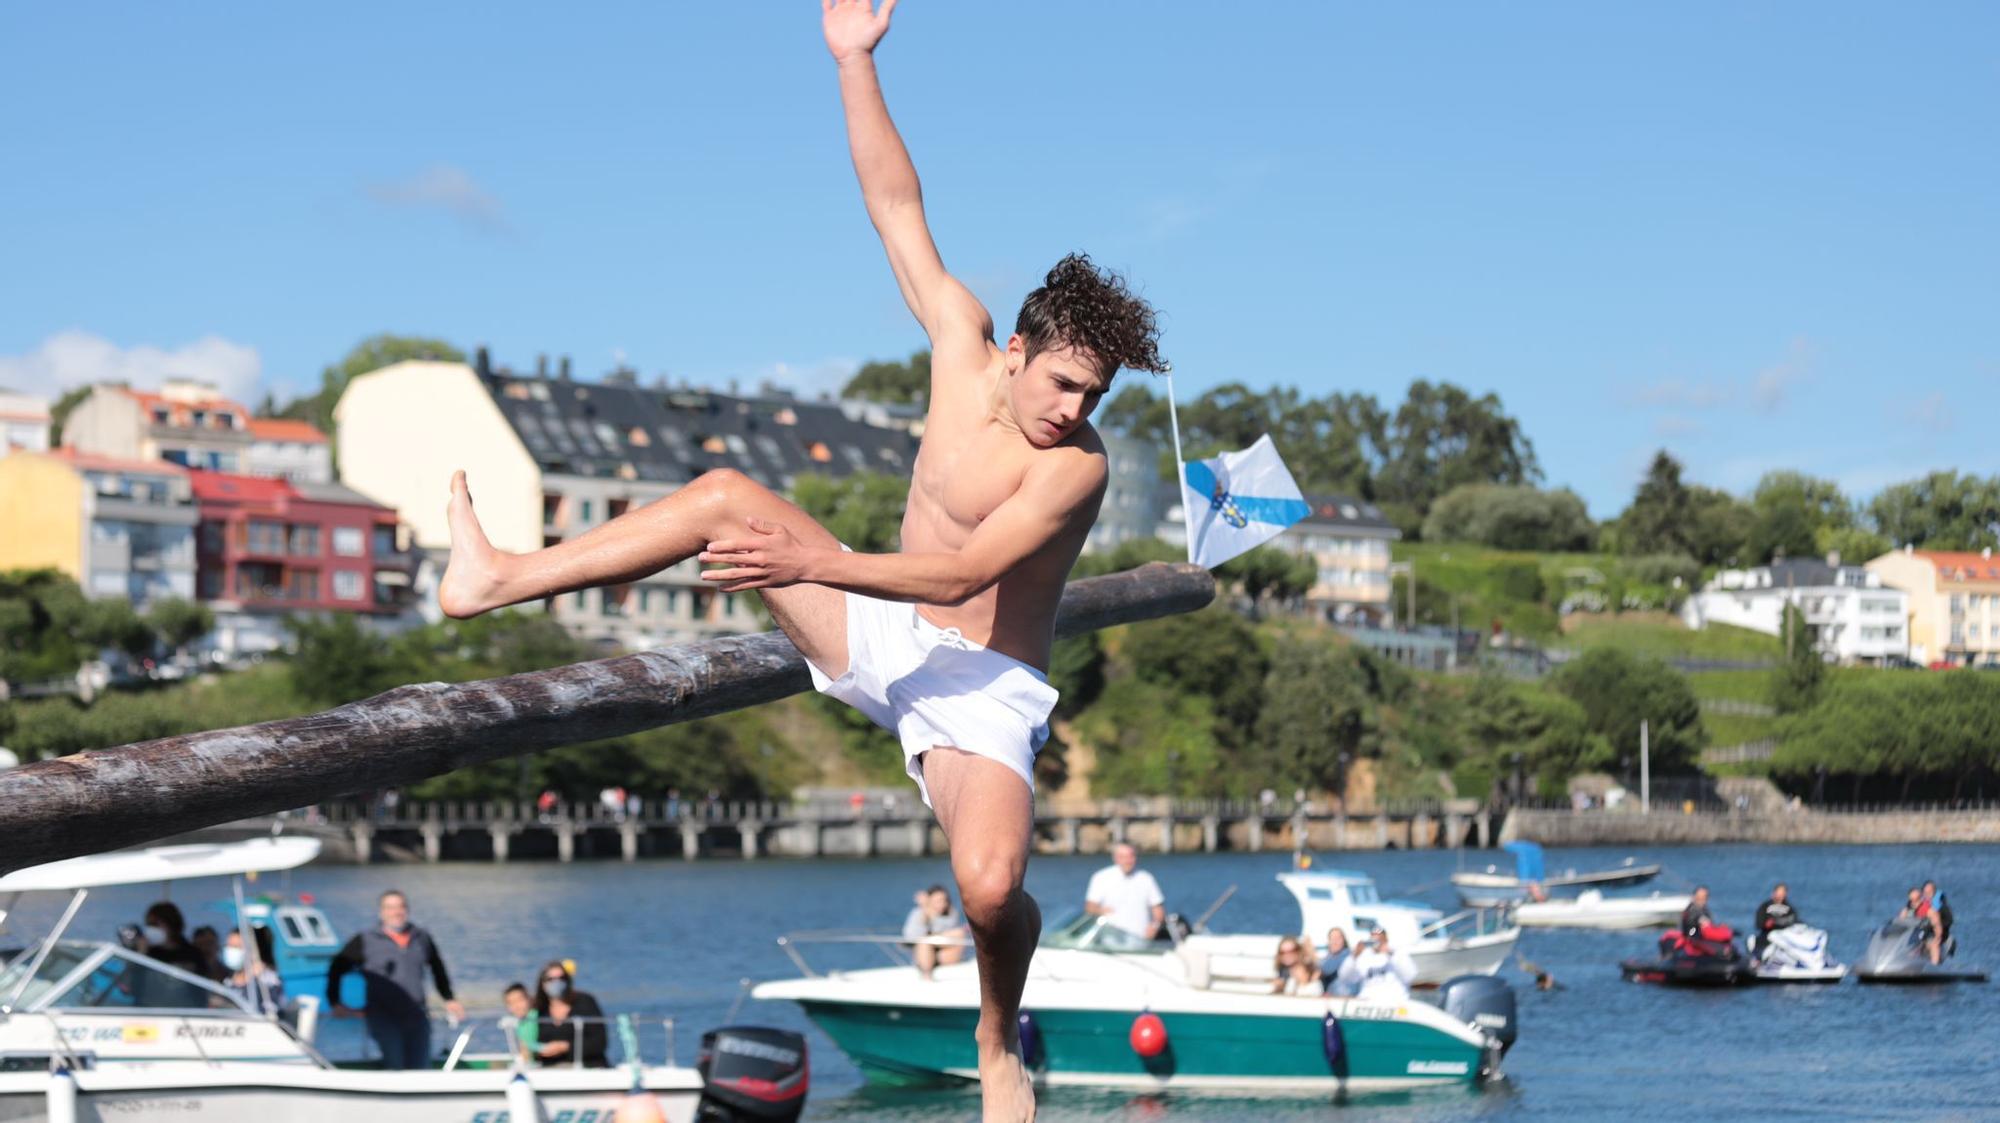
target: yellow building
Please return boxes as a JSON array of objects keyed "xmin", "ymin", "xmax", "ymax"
[
  {"xmin": 1865, "ymin": 546, "xmax": 2000, "ymax": 667},
  {"xmin": 0, "ymin": 448, "xmax": 197, "ymax": 604}
]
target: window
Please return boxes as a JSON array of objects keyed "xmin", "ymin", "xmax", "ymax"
[
  {"xmin": 288, "ymin": 569, "xmax": 319, "ymax": 601},
  {"xmin": 288, "ymin": 525, "xmax": 320, "ymax": 557},
  {"xmin": 372, "ymin": 527, "xmax": 396, "ymax": 557},
  {"xmin": 152, "ymin": 407, "xmax": 171, "ymax": 425},
  {"xmin": 191, "ymin": 410, "xmax": 209, "ymax": 428},
  {"xmin": 247, "ymin": 520, "xmax": 285, "ymax": 555},
  {"xmin": 333, "ymin": 571, "xmax": 363, "ymax": 600},
  {"xmin": 162, "ymin": 448, "xmax": 190, "ymax": 467},
  {"xmin": 215, "ymin": 412, "xmax": 235, "ymax": 429},
  {"xmin": 580, "ymin": 499, "xmax": 594, "ymax": 523},
  {"xmin": 213, "ymin": 453, "xmax": 239, "ymax": 472},
  {"xmin": 333, "ymin": 527, "xmax": 365, "ymax": 557}
]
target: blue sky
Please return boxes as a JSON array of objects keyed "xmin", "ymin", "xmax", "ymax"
[{"xmin": 3, "ymin": 2, "xmax": 1993, "ymax": 515}]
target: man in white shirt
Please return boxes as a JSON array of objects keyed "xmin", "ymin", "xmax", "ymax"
[
  {"xmin": 1336, "ymin": 927, "xmax": 1417, "ymax": 1003},
  {"xmin": 1083, "ymin": 843, "xmax": 1165, "ymax": 940}
]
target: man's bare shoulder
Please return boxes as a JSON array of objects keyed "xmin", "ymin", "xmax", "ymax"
[{"xmin": 1026, "ymin": 424, "xmax": 1109, "ymax": 506}]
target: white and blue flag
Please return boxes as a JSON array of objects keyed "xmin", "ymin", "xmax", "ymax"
[{"xmin": 1180, "ymin": 434, "xmax": 1311, "ymax": 569}]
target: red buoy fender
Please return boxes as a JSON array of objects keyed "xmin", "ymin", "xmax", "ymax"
[{"xmin": 1130, "ymin": 1012, "xmax": 1168, "ymax": 1057}]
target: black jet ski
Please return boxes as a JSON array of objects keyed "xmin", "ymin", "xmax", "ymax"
[
  {"xmin": 1621, "ymin": 923, "xmax": 1749, "ymax": 987},
  {"xmin": 1854, "ymin": 916, "xmax": 1987, "ymax": 984}
]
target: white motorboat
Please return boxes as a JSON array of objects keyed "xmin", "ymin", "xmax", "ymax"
[
  {"xmin": 1181, "ymin": 868, "xmax": 1518, "ymax": 986},
  {"xmin": 1749, "ymin": 922, "xmax": 1848, "ymax": 983},
  {"xmin": 1511, "ymin": 889, "xmax": 1690, "ymax": 930},
  {"xmin": 0, "ymin": 838, "xmax": 805, "ymax": 1123},
  {"xmin": 754, "ymin": 917, "xmax": 1517, "ymax": 1096},
  {"xmin": 1453, "ymin": 841, "xmax": 1660, "ymax": 907}
]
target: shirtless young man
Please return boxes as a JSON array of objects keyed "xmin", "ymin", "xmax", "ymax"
[{"xmin": 437, "ymin": 2, "xmax": 1165, "ymax": 1117}]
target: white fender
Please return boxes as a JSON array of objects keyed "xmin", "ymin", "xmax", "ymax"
[
  {"xmin": 505, "ymin": 1071, "xmax": 545, "ymax": 1123},
  {"xmin": 46, "ymin": 1066, "xmax": 78, "ymax": 1123}
]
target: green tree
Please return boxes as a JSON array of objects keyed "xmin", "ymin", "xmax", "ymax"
[
  {"xmin": 278, "ymin": 334, "xmax": 465, "ymax": 437},
  {"xmin": 1615, "ymin": 451, "xmax": 1695, "ymax": 558},
  {"xmin": 1374, "ymin": 381, "xmax": 1540, "ymax": 520},
  {"xmin": 1075, "ymin": 677, "xmax": 1227, "ymax": 797},
  {"xmin": 841, "ymin": 351, "xmax": 931, "ymax": 404},
  {"xmin": 1218, "ymin": 546, "xmax": 1317, "ymax": 608},
  {"xmin": 1684, "ymin": 485, "xmax": 1757, "ymax": 566},
  {"xmin": 1072, "ymin": 537, "xmax": 1183, "ymax": 579},
  {"xmin": 1047, "ymin": 633, "xmax": 1105, "ymax": 718},
  {"xmin": 1815, "ymin": 523, "xmax": 1891, "ymax": 566},
  {"xmin": 1420, "ymin": 484, "xmax": 1595, "ymax": 551},
  {"xmin": 145, "ymin": 599, "xmax": 214, "ymax": 661},
  {"xmin": 790, "ymin": 471, "xmax": 909, "ymax": 553},
  {"xmin": 1745, "ymin": 471, "xmax": 1854, "ymax": 564},
  {"xmin": 1256, "ymin": 639, "xmax": 1400, "ymax": 792},
  {"xmin": 1126, "ymin": 606, "xmax": 1267, "ymax": 750},
  {"xmin": 0, "ymin": 569, "xmax": 95, "ymax": 682},
  {"xmin": 1866, "ymin": 471, "xmax": 2000, "ymax": 551},
  {"xmin": 1549, "ymin": 648, "xmax": 1705, "ymax": 773},
  {"xmin": 47, "ymin": 384, "xmax": 102, "ymax": 446},
  {"xmin": 1770, "ymin": 603, "xmax": 1825, "ymax": 715},
  {"xmin": 1458, "ymin": 675, "xmax": 1611, "ymax": 799},
  {"xmin": 285, "ymin": 615, "xmax": 418, "ymax": 707}
]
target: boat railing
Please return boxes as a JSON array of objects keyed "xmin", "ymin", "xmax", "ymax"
[
  {"xmin": 773, "ymin": 929, "xmax": 974, "ymax": 979},
  {"xmin": 1419, "ymin": 907, "xmax": 1512, "ymax": 944},
  {"xmin": 436, "ymin": 1012, "xmax": 680, "ymax": 1071}
]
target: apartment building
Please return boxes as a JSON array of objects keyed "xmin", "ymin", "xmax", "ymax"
[
  {"xmin": 0, "ymin": 389, "xmax": 51, "ymax": 457},
  {"xmin": 0, "ymin": 448, "xmax": 197, "ymax": 607},
  {"xmin": 1283, "ymin": 494, "xmax": 1402, "ymax": 624},
  {"xmin": 1866, "ymin": 546, "xmax": 2000, "ymax": 667},
  {"xmin": 334, "ymin": 351, "xmax": 922, "ymax": 649}
]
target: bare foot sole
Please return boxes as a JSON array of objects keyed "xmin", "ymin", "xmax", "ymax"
[
  {"xmin": 437, "ymin": 470, "xmax": 508, "ymax": 618},
  {"xmin": 975, "ymin": 1022, "xmax": 1036, "ymax": 1123}
]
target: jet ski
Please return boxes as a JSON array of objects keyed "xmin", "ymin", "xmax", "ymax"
[
  {"xmin": 1854, "ymin": 916, "xmax": 1988, "ymax": 984},
  {"xmin": 1621, "ymin": 922, "xmax": 1749, "ymax": 987},
  {"xmin": 1750, "ymin": 922, "xmax": 1847, "ymax": 983}
]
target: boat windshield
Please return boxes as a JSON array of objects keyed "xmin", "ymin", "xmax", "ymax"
[
  {"xmin": 0, "ymin": 942, "xmax": 95, "ymax": 1010},
  {"xmin": 1039, "ymin": 913, "xmax": 1156, "ymax": 954},
  {"xmin": 3, "ymin": 943, "xmax": 245, "ymax": 1013}
]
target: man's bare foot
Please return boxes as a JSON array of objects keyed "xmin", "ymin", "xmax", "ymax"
[
  {"xmin": 974, "ymin": 1016, "xmax": 1036, "ymax": 1123},
  {"xmin": 437, "ymin": 470, "xmax": 510, "ymax": 618}
]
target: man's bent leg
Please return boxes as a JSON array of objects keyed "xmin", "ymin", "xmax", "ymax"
[
  {"xmin": 923, "ymin": 747, "xmax": 1037, "ymax": 1123},
  {"xmin": 439, "ymin": 468, "xmax": 850, "ymax": 677}
]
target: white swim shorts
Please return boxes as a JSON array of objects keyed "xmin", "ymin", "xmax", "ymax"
[{"xmin": 804, "ymin": 588, "xmax": 1058, "ymax": 807}]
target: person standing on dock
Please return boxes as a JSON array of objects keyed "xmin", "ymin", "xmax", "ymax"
[
  {"xmin": 327, "ymin": 890, "xmax": 466, "ymax": 1070},
  {"xmin": 1085, "ymin": 843, "xmax": 1166, "ymax": 941}
]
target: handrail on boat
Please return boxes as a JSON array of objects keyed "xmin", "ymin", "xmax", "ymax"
[{"xmin": 774, "ymin": 929, "xmax": 973, "ymax": 979}]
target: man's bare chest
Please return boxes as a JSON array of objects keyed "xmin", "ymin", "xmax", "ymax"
[{"xmin": 911, "ymin": 424, "xmax": 1030, "ymax": 533}]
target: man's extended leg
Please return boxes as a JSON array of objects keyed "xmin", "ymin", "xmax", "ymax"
[
  {"xmin": 438, "ymin": 468, "xmax": 848, "ymax": 676},
  {"xmin": 922, "ymin": 747, "xmax": 1037, "ymax": 1123}
]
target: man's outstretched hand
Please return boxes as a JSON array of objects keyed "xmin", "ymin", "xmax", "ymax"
[{"xmin": 823, "ymin": 0, "xmax": 896, "ymax": 64}]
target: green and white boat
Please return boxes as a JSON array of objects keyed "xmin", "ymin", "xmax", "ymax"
[{"xmin": 753, "ymin": 913, "xmax": 1515, "ymax": 1097}]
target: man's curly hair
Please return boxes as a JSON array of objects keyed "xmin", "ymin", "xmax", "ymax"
[{"xmin": 1014, "ymin": 253, "xmax": 1168, "ymax": 379}]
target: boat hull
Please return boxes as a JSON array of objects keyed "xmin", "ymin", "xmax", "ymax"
[
  {"xmin": 0, "ymin": 1066, "xmax": 702, "ymax": 1123},
  {"xmin": 791, "ymin": 998, "xmax": 1487, "ymax": 1095},
  {"xmin": 1512, "ymin": 896, "xmax": 1689, "ymax": 930}
]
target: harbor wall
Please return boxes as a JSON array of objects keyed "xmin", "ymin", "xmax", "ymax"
[{"xmin": 1500, "ymin": 807, "xmax": 2000, "ymax": 847}]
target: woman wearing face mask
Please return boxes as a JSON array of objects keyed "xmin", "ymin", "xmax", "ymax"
[
  {"xmin": 133, "ymin": 902, "xmax": 209, "ymax": 1007},
  {"xmin": 224, "ymin": 928, "xmax": 286, "ymax": 1016},
  {"xmin": 533, "ymin": 961, "xmax": 609, "ymax": 1068}
]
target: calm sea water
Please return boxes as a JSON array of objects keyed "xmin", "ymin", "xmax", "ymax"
[{"xmin": 7, "ymin": 843, "xmax": 1995, "ymax": 1122}]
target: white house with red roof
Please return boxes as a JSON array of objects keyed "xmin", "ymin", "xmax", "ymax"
[
  {"xmin": 62, "ymin": 379, "xmax": 330, "ymax": 483},
  {"xmin": 245, "ymin": 417, "xmax": 332, "ymax": 482}
]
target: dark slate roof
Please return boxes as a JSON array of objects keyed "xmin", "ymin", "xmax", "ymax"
[
  {"xmin": 1297, "ymin": 493, "xmax": 1399, "ymax": 533},
  {"xmin": 479, "ymin": 371, "xmax": 919, "ymax": 490},
  {"xmin": 292, "ymin": 479, "xmax": 393, "ymax": 510},
  {"xmin": 1760, "ymin": 558, "xmax": 1872, "ymax": 587}
]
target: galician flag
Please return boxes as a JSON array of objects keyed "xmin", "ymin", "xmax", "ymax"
[{"xmin": 1180, "ymin": 434, "xmax": 1311, "ymax": 569}]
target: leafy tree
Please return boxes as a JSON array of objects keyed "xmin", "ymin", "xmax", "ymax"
[
  {"xmin": 145, "ymin": 599, "xmax": 214, "ymax": 660},
  {"xmin": 1684, "ymin": 485, "xmax": 1756, "ymax": 567},
  {"xmin": 1815, "ymin": 523, "xmax": 1891, "ymax": 566},
  {"xmin": 1458, "ymin": 675, "xmax": 1611, "ymax": 799},
  {"xmin": 1421, "ymin": 484, "xmax": 1594, "ymax": 551},
  {"xmin": 278, "ymin": 334, "xmax": 465, "ymax": 437},
  {"xmin": 1374, "ymin": 381, "xmax": 1540, "ymax": 519},
  {"xmin": 1125, "ymin": 606, "xmax": 1267, "ymax": 750},
  {"xmin": 1773, "ymin": 672, "xmax": 2000, "ymax": 800},
  {"xmin": 1867, "ymin": 471, "xmax": 2000, "ymax": 551},
  {"xmin": 790, "ymin": 471, "xmax": 909, "ymax": 553},
  {"xmin": 1615, "ymin": 451, "xmax": 1695, "ymax": 558},
  {"xmin": 1549, "ymin": 648, "xmax": 1705, "ymax": 773},
  {"xmin": 1218, "ymin": 546, "xmax": 1316, "ymax": 608},
  {"xmin": 1072, "ymin": 537, "xmax": 1183, "ymax": 579},
  {"xmin": 0, "ymin": 569, "xmax": 95, "ymax": 682},
  {"xmin": 841, "ymin": 351, "xmax": 930, "ymax": 404},
  {"xmin": 79, "ymin": 600, "xmax": 154, "ymax": 661},
  {"xmin": 1256, "ymin": 639, "xmax": 1402, "ymax": 792},
  {"xmin": 1075, "ymin": 677, "xmax": 1227, "ymax": 797},
  {"xmin": 1770, "ymin": 603, "xmax": 1824, "ymax": 715},
  {"xmin": 1744, "ymin": 471, "xmax": 1854, "ymax": 563},
  {"xmin": 285, "ymin": 615, "xmax": 419, "ymax": 707},
  {"xmin": 47, "ymin": 384, "xmax": 102, "ymax": 446},
  {"xmin": 1047, "ymin": 633, "xmax": 1105, "ymax": 718},
  {"xmin": 0, "ymin": 701, "xmax": 15, "ymax": 747}
]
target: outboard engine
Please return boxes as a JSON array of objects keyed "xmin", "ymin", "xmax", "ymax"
[
  {"xmin": 1436, "ymin": 974, "xmax": 1516, "ymax": 1055},
  {"xmin": 695, "ymin": 1026, "xmax": 809, "ymax": 1122}
]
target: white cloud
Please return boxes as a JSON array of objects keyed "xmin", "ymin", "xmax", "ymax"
[
  {"xmin": 365, "ymin": 164, "xmax": 507, "ymax": 232},
  {"xmin": 0, "ymin": 330, "xmax": 263, "ymax": 405},
  {"xmin": 1622, "ymin": 337, "xmax": 1814, "ymax": 415}
]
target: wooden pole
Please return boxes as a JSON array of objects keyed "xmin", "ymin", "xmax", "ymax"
[{"xmin": 0, "ymin": 563, "xmax": 1213, "ymax": 873}]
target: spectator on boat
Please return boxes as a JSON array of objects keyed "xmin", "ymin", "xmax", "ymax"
[
  {"xmin": 503, "ymin": 983, "xmax": 540, "ymax": 1063},
  {"xmin": 1752, "ymin": 883, "xmax": 1797, "ymax": 958},
  {"xmin": 327, "ymin": 890, "xmax": 465, "ymax": 1070},
  {"xmin": 1084, "ymin": 843, "xmax": 1165, "ymax": 941},
  {"xmin": 1680, "ymin": 886, "xmax": 1717, "ymax": 943},
  {"xmin": 224, "ymin": 927, "xmax": 285, "ymax": 1015},
  {"xmin": 134, "ymin": 901, "xmax": 210, "ymax": 1007},
  {"xmin": 533, "ymin": 961, "xmax": 610, "ymax": 1068},
  {"xmin": 1919, "ymin": 880, "xmax": 1951, "ymax": 964},
  {"xmin": 1271, "ymin": 937, "xmax": 1322, "ymax": 996},
  {"xmin": 902, "ymin": 885, "xmax": 968, "ymax": 981},
  {"xmin": 1337, "ymin": 928, "xmax": 1417, "ymax": 1002},
  {"xmin": 190, "ymin": 924, "xmax": 228, "ymax": 982},
  {"xmin": 1319, "ymin": 928, "xmax": 1358, "ymax": 996}
]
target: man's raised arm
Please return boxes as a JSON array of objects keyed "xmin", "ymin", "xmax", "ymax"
[{"xmin": 823, "ymin": 0, "xmax": 990, "ymax": 345}]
